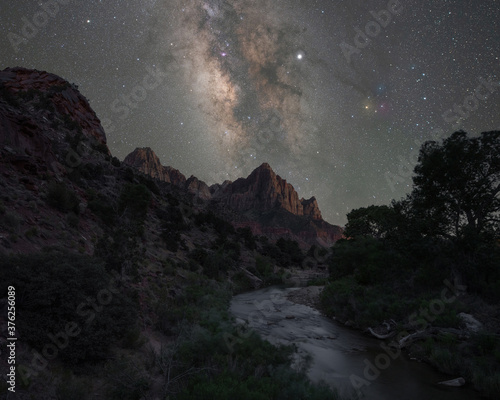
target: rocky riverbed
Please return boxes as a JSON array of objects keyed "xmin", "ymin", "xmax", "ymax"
[{"xmin": 285, "ymin": 285, "xmax": 324, "ymax": 308}]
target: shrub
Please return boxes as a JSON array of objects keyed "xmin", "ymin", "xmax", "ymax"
[
  {"xmin": 119, "ymin": 184, "xmax": 151, "ymax": 221},
  {"xmin": 24, "ymin": 227, "xmax": 39, "ymax": 239},
  {"xmin": 276, "ymin": 238, "xmax": 304, "ymax": 265},
  {"xmin": 104, "ymin": 357, "xmax": 150, "ymax": 400},
  {"xmin": 55, "ymin": 373, "xmax": 89, "ymax": 400},
  {"xmin": 46, "ymin": 181, "xmax": 80, "ymax": 214},
  {"xmin": 111, "ymin": 156, "xmax": 121, "ymax": 167},
  {"xmin": 0, "ymin": 250, "xmax": 137, "ymax": 365},
  {"xmin": 237, "ymin": 227, "xmax": 257, "ymax": 250},
  {"xmin": 92, "ymin": 142, "xmax": 109, "ymax": 155},
  {"xmin": 88, "ymin": 195, "xmax": 116, "ymax": 226},
  {"xmin": 162, "ymin": 227, "xmax": 181, "ymax": 252},
  {"xmin": 2, "ymin": 211, "xmax": 20, "ymax": 233},
  {"xmin": 67, "ymin": 213, "xmax": 79, "ymax": 228},
  {"xmin": 0, "ymin": 83, "xmax": 19, "ymax": 107}
]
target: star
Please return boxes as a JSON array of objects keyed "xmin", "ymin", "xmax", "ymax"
[{"xmin": 0, "ymin": 0, "xmax": 497, "ymax": 226}]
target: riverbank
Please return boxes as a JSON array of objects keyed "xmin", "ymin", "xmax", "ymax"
[
  {"xmin": 317, "ymin": 275, "xmax": 500, "ymax": 399},
  {"xmin": 231, "ymin": 286, "xmax": 484, "ymax": 400}
]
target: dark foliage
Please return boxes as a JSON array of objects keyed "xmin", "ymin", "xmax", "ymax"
[
  {"xmin": 46, "ymin": 181, "xmax": 80, "ymax": 214},
  {"xmin": 0, "ymin": 250, "xmax": 137, "ymax": 365}
]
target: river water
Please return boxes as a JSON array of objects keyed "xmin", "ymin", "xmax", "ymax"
[{"xmin": 230, "ymin": 286, "xmax": 484, "ymax": 400}]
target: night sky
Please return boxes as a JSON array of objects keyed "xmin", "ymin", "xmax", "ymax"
[{"xmin": 1, "ymin": 0, "xmax": 499, "ymax": 225}]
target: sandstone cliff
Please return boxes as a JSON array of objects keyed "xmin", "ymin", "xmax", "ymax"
[
  {"xmin": 123, "ymin": 147, "xmax": 211, "ymax": 199},
  {"xmin": 215, "ymin": 163, "xmax": 323, "ymax": 220}
]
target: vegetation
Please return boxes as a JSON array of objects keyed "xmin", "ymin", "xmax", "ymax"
[
  {"xmin": 0, "ymin": 250, "xmax": 138, "ymax": 365},
  {"xmin": 46, "ymin": 181, "xmax": 80, "ymax": 214},
  {"xmin": 321, "ymin": 130, "xmax": 500, "ymax": 398},
  {"xmin": 262, "ymin": 237, "xmax": 305, "ymax": 267}
]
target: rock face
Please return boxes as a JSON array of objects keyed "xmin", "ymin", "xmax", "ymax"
[
  {"xmin": 0, "ymin": 67, "xmax": 112, "ymax": 255},
  {"xmin": 123, "ymin": 147, "xmax": 211, "ymax": 199},
  {"xmin": 213, "ymin": 163, "xmax": 343, "ymax": 246},
  {"xmin": 186, "ymin": 176, "xmax": 211, "ymax": 200},
  {"xmin": 0, "ymin": 67, "xmax": 109, "ymax": 180},
  {"xmin": 124, "ymin": 148, "xmax": 186, "ymax": 186},
  {"xmin": 214, "ymin": 163, "xmax": 323, "ymax": 220},
  {"xmin": 0, "ymin": 67, "xmax": 107, "ymax": 147},
  {"xmin": 124, "ymin": 149, "xmax": 343, "ymax": 246}
]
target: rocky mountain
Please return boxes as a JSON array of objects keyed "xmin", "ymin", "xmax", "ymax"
[
  {"xmin": 124, "ymin": 148, "xmax": 343, "ymax": 246},
  {"xmin": 213, "ymin": 162, "xmax": 322, "ymax": 219},
  {"xmin": 124, "ymin": 147, "xmax": 211, "ymax": 199}
]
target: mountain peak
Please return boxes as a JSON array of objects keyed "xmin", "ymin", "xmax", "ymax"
[
  {"xmin": 124, "ymin": 147, "xmax": 186, "ymax": 186},
  {"xmin": 257, "ymin": 162, "xmax": 272, "ymax": 170},
  {"xmin": 219, "ymin": 162, "xmax": 322, "ymax": 220}
]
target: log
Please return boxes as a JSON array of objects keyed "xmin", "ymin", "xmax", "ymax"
[
  {"xmin": 368, "ymin": 327, "xmax": 396, "ymax": 340},
  {"xmin": 438, "ymin": 377, "xmax": 466, "ymax": 387}
]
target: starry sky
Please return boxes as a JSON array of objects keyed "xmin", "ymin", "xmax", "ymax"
[{"xmin": 1, "ymin": 0, "xmax": 499, "ymax": 225}]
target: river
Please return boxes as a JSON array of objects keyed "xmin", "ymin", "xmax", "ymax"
[{"xmin": 230, "ymin": 286, "xmax": 484, "ymax": 400}]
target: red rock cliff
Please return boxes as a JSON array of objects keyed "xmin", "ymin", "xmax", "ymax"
[{"xmin": 0, "ymin": 67, "xmax": 106, "ymax": 146}]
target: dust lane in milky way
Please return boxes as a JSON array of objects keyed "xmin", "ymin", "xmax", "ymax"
[{"xmin": 151, "ymin": 0, "xmax": 325, "ymax": 175}]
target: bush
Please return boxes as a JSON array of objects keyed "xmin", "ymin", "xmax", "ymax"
[
  {"xmin": 46, "ymin": 181, "xmax": 80, "ymax": 213},
  {"xmin": 55, "ymin": 373, "xmax": 89, "ymax": 400},
  {"xmin": 111, "ymin": 156, "xmax": 121, "ymax": 167},
  {"xmin": 0, "ymin": 83, "xmax": 19, "ymax": 107},
  {"xmin": 92, "ymin": 142, "xmax": 109, "ymax": 155},
  {"xmin": 276, "ymin": 238, "xmax": 304, "ymax": 265},
  {"xmin": 0, "ymin": 250, "xmax": 137, "ymax": 365},
  {"xmin": 104, "ymin": 357, "xmax": 150, "ymax": 400},
  {"xmin": 67, "ymin": 213, "xmax": 79, "ymax": 228},
  {"xmin": 88, "ymin": 193, "xmax": 116, "ymax": 226},
  {"xmin": 237, "ymin": 227, "xmax": 257, "ymax": 250},
  {"xmin": 119, "ymin": 184, "xmax": 151, "ymax": 221},
  {"xmin": 2, "ymin": 211, "xmax": 20, "ymax": 233}
]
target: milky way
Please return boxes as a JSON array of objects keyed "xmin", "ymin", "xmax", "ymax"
[
  {"xmin": 151, "ymin": 0, "xmax": 324, "ymax": 182},
  {"xmin": 1, "ymin": 0, "xmax": 499, "ymax": 224}
]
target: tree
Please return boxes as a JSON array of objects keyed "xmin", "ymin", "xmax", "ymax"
[
  {"xmin": 410, "ymin": 130, "xmax": 500, "ymax": 239},
  {"xmin": 344, "ymin": 205, "xmax": 398, "ymax": 239}
]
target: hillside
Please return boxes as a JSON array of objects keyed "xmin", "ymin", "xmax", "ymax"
[{"xmin": 0, "ymin": 67, "xmax": 341, "ymax": 399}]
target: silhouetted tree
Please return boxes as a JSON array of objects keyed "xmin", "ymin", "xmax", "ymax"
[
  {"xmin": 410, "ymin": 130, "xmax": 500, "ymax": 239},
  {"xmin": 344, "ymin": 205, "xmax": 398, "ymax": 239}
]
